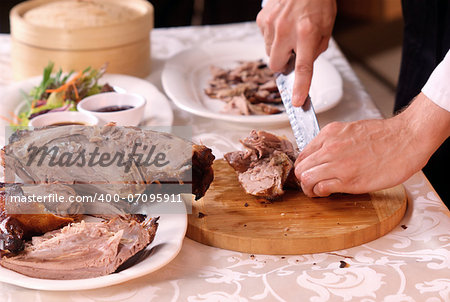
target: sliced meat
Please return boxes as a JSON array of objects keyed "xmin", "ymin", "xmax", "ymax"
[
  {"xmin": 240, "ymin": 130, "xmax": 297, "ymax": 160},
  {"xmin": 237, "ymin": 151, "xmax": 292, "ymax": 198},
  {"xmin": 248, "ymin": 103, "xmax": 282, "ymax": 115},
  {"xmin": 0, "ymin": 216, "xmax": 158, "ymax": 280},
  {"xmin": 222, "ymin": 96, "xmax": 251, "ymax": 115},
  {"xmin": 259, "ymin": 79, "xmax": 278, "ymax": 92},
  {"xmin": 205, "ymin": 60, "xmax": 283, "ymax": 116},
  {"xmin": 209, "ymin": 65, "xmax": 228, "ymax": 79},
  {"xmin": 224, "ymin": 130, "xmax": 301, "ymax": 199},
  {"xmin": 2, "ymin": 123, "xmax": 214, "ymax": 201},
  {"xmin": 100, "ymin": 83, "xmax": 116, "ymax": 93},
  {"xmin": 213, "ymin": 83, "xmax": 257, "ymax": 99},
  {"xmin": 224, "ymin": 151, "xmax": 256, "ymax": 173}
]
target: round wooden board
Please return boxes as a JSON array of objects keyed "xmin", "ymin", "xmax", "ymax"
[{"xmin": 187, "ymin": 160, "xmax": 408, "ymax": 255}]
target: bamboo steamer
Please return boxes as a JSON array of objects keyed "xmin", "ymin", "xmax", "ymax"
[{"xmin": 10, "ymin": 0, "xmax": 153, "ymax": 80}]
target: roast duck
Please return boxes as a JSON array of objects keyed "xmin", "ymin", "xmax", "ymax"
[{"xmin": 0, "ymin": 123, "xmax": 215, "ymax": 279}]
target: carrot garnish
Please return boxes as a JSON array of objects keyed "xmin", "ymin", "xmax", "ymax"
[
  {"xmin": 72, "ymin": 82, "xmax": 80, "ymax": 100},
  {"xmin": 45, "ymin": 71, "xmax": 82, "ymax": 94},
  {"xmin": 0, "ymin": 115, "xmax": 16, "ymax": 125},
  {"xmin": 9, "ymin": 111, "xmax": 22, "ymax": 124}
]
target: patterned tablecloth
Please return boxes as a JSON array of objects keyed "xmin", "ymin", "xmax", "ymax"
[{"xmin": 0, "ymin": 22, "xmax": 449, "ymax": 302}]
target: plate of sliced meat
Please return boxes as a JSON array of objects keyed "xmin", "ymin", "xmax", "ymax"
[
  {"xmin": 0, "ymin": 203, "xmax": 188, "ymax": 290},
  {"xmin": 162, "ymin": 42, "xmax": 343, "ymax": 125},
  {"xmin": 0, "ymin": 123, "xmax": 216, "ymax": 290}
]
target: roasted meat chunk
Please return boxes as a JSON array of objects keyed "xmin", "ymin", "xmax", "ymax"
[
  {"xmin": 2, "ymin": 123, "xmax": 214, "ymax": 200},
  {"xmin": 224, "ymin": 130, "xmax": 301, "ymax": 199},
  {"xmin": 0, "ymin": 216, "xmax": 158, "ymax": 279}
]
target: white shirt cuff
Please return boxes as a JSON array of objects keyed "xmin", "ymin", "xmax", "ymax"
[{"xmin": 421, "ymin": 50, "xmax": 450, "ymax": 112}]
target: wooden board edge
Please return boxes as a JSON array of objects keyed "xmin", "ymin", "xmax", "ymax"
[{"xmin": 186, "ymin": 185, "xmax": 408, "ymax": 255}]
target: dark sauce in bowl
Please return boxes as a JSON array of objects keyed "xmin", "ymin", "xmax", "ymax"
[
  {"xmin": 94, "ymin": 105, "xmax": 134, "ymax": 112},
  {"xmin": 50, "ymin": 122, "xmax": 86, "ymax": 126}
]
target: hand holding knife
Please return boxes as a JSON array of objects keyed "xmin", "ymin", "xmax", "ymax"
[
  {"xmin": 259, "ymin": 1, "xmax": 322, "ymax": 152},
  {"xmin": 275, "ymin": 53, "xmax": 320, "ymax": 151}
]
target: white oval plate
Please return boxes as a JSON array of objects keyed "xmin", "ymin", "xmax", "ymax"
[
  {"xmin": 162, "ymin": 42, "xmax": 343, "ymax": 126},
  {"xmin": 0, "ymin": 210, "xmax": 187, "ymax": 291}
]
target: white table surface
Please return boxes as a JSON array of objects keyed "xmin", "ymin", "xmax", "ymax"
[{"xmin": 0, "ymin": 22, "xmax": 449, "ymax": 302}]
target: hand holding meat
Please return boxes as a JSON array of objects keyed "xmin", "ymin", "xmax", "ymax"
[
  {"xmin": 294, "ymin": 93, "xmax": 450, "ymax": 197},
  {"xmin": 257, "ymin": 0, "xmax": 336, "ymax": 106}
]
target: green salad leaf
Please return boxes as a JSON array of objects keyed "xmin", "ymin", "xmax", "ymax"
[{"xmin": 3, "ymin": 62, "xmax": 111, "ymax": 129}]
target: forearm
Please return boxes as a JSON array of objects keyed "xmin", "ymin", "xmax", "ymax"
[
  {"xmin": 397, "ymin": 92, "xmax": 450, "ymax": 169},
  {"xmin": 294, "ymin": 91, "xmax": 450, "ymax": 197}
]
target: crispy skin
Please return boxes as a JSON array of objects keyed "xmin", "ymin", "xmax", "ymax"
[
  {"xmin": 11, "ymin": 215, "xmax": 73, "ymax": 237},
  {"xmin": 192, "ymin": 144, "xmax": 215, "ymax": 200},
  {"xmin": 0, "ymin": 184, "xmax": 74, "ymax": 253}
]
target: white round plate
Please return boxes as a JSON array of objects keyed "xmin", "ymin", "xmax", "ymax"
[
  {"xmin": 0, "ymin": 210, "xmax": 187, "ymax": 291},
  {"xmin": 162, "ymin": 42, "xmax": 343, "ymax": 126},
  {"xmin": 0, "ymin": 73, "xmax": 173, "ymax": 130}
]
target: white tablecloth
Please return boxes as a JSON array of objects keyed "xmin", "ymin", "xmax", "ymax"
[{"xmin": 0, "ymin": 22, "xmax": 449, "ymax": 302}]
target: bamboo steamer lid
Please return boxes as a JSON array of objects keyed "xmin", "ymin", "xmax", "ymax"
[{"xmin": 10, "ymin": 0, "xmax": 153, "ymax": 80}]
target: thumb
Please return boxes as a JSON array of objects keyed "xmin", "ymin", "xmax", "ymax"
[{"xmin": 292, "ymin": 55, "xmax": 313, "ymax": 107}]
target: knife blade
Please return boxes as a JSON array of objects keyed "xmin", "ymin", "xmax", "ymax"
[
  {"xmin": 260, "ymin": 0, "xmax": 319, "ymax": 151},
  {"xmin": 276, "ymin": 59, "xmax": 320, "ymax": 151}
]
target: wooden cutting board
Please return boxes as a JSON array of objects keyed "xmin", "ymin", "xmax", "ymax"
[{"xmin": 187, "ymin": 160, "xmax": 408, "ymax": 255}]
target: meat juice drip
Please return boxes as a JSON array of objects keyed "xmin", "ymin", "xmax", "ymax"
[{"xmin": 94, "ymin": 105, "xmax": 134, "ymax": 112}]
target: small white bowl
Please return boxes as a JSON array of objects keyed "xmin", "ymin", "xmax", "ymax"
[
  {"xmin": 29, "ymin": 111, "xmax": 99, "ymax": 128},
  {"xmin": 77, "ymin": 92, "xmax": 146, "ymax": 126}
]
